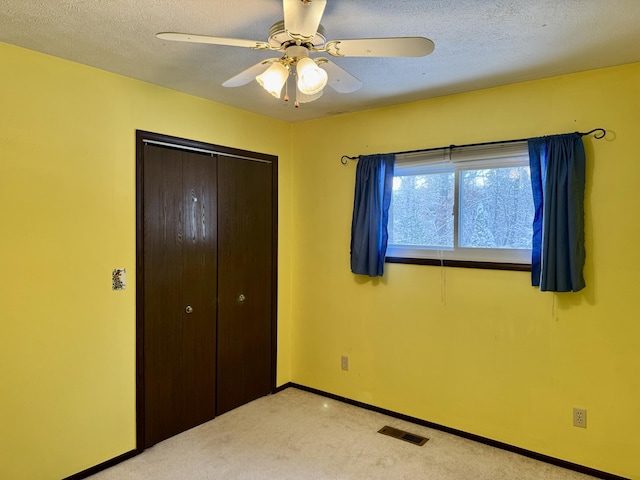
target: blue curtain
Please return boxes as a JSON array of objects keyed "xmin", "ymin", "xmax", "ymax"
[
  {"xmin": 528, "ymin": 134, "xmax": 586, "ymax": 292},
  {"xmin": 350, "ymin": 154, "xmax": 395, "ymax": 277}
]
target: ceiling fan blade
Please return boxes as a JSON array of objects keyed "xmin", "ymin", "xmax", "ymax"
[
  {"xmin": 222, "ymin": 59, "xmax": 279, "ymax": 87},
  {"xmin": 283, "ymin": 0, "xmax": 327, "ymax": 40},
  {"xmin": 157, "ymin": 32, "xmax": 271, "ymax": 50},
  {"xmin": 325, "ymin": 37, "xmax": 435, "ymax": 57},
  {"xmin": 320, "ymin": 60, "xmax": 362, "ymax": 93}
]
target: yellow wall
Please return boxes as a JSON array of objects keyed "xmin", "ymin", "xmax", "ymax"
[
  {"xmin": 0, "ymin": 42, "xmax": 293, "ymax": 479},
  {"xmin": 290, "ymin": 63, "xmax": 640, "ymax": 479}
]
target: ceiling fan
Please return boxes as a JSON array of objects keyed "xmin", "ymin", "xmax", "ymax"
[{"xmin": 157, "ymin": 0, "xmax": 435, "ymax": 107}]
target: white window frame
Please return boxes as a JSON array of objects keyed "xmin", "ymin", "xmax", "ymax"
[{"xmin": 386, "ymin": 141, "xmax": 532, "ymax": 266}]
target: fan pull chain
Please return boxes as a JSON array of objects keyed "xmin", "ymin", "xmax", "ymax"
[{"xmin": 284, "ymin": 77, "xmax": 289, "ymax": 102}]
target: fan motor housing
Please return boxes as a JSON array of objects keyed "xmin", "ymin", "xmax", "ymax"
[{"xmin": 268, "ymin": 20, "xmax": 327, "ymax": 48}]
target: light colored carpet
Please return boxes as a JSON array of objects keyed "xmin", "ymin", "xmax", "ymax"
[{"xmin": 89, "ymin": 388, "xmax": 596, "ymax": 480}]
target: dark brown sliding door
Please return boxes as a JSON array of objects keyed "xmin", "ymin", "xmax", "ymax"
[{"xmin": 138, "ymin": 132, "xmax": 277, "ymax": 449}]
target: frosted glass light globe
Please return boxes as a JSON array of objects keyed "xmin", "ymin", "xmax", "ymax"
[{"xmin": 296, "ymin": 57, "xmax": 328, "ymax": 95}]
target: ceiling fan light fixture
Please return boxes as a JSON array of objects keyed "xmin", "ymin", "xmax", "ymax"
[
  {"xmin": 296, "ymin": 57, "xmax": 328, "ymax": 95},
  {"xmin": 160, "ymin": 0, "xmax": 435, "ymax": 109},
  {"xmin": 256, "ymin": 62, "xmax": 290, "ymax": 98}
]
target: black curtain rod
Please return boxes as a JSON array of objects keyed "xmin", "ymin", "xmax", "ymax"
[{"xmin": 340, "ymin": 128, "xmax": 606, "ymax": 165}]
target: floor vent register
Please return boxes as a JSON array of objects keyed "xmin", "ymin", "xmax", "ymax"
[{"xmin": 378, "ymin": 425, "xmax": 429, "ymax": 446}]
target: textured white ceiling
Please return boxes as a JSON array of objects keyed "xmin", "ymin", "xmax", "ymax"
[{"xmin": 1, "ymin": 0, "xmax": 639, "ymax": 122}]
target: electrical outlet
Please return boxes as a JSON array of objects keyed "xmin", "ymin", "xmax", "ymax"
[
  {"xmin": 573, "ymin": 408, "xmax": 587, "ymax": 428},
  {"xmin": 341, "ymin": 355, "xmax": 349, "ymax": 371}
]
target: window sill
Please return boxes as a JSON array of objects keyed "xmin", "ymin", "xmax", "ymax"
[{"xmin": 385, "ymin": 257, "xmax": 531, "ymax": 272}]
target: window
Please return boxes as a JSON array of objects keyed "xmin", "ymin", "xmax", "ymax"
[{"xmin": 387, "ymin": 142, "xmax": 534, "ymax": 267}]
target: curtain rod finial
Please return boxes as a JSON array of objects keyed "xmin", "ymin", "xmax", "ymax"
[{"xmin": 580, "ymin": 128, "xmax": 606, "ymax": 139}]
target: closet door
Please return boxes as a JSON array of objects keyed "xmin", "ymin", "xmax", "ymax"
[
  {"xmin": 216, "ymin": 156, "xmax": 273, "ymax": 415},
  {"xmin": 143, "ymin": 145, "xmax": 217, "ymax": 447}
]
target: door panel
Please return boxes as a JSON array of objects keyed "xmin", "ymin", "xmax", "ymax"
[
  {"xmin": 180, "ymin": 152, "xmax": 217, "ymax": 429},
  {"xmin": 143, "ymin": 145, "xmax": 185, "ymax": 447},
  {"xmin": 216, "ymin": 157, "xmax": 273, "ymax": 415},
  {"xmin": 143, "ymin": 145, "xmax": 217, "ymax": 447}
]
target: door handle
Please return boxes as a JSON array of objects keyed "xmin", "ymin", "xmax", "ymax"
[
  {"xmin": 185, "ymin": 305, "xmax": 193, "ymax": 314},
  {"xmin": 237, "ymin": 294, "xmax": 246, "ymax": 304}
]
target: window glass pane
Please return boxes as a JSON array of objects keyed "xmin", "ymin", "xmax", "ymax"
[
  {"xmin": 390, "ymin": 173, "xmax": 455, "ymax": 248},
  {"xmin": 458, "ymin": 167, "xmax": 533, "ymax": 249}
]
